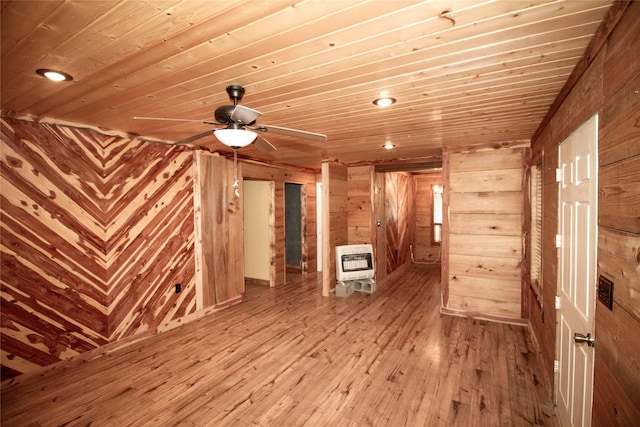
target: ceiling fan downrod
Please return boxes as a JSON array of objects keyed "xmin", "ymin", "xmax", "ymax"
[{"xmin": 226, "ymin": 85, "xmax": 245, "ymax": 106}]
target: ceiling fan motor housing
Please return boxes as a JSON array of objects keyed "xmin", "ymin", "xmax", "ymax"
[{"xmin": 214, "ymin": 105, "xmax": 235, "ymax": 123}]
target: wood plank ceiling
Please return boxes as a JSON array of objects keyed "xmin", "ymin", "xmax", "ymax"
[{"xmin": 1, "ymin": 0, "xmax": 613, "ymax": 170}]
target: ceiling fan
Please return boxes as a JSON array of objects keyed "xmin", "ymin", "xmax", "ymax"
[
  {"xmin": 134, "ymin": 85, "xmax": 327, "ymax": 152},
  {"xmin": 135, "ymin": 85, "xmax": 327, "ymax": 198}
]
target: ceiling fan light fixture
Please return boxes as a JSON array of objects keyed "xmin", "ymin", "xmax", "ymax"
[
  {"xmin": 373, "ymin": 97, "xmax": 396, "ymax": 107},
  {"xmin": 383, "ymin": 142, "xmax": 395, "ymax": 149},
  {"xmin": 213, "ymin": 128, "xmax": 257, "ymax": 148},
  {"xmin": 36, "ymin": 69, "xmax": 73, "ymax": 81}
]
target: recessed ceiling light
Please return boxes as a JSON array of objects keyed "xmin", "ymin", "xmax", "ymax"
[
  {"xmin": 383, "ymin": 142, "xmax": 395, "ymax": 149},
  {"xmin": 36, "ymin": 69, "xmax": 73, "ymax": 82},
  {"xmin": 373, "ymin": 97, "xmax": 396, "ymax": 107}
]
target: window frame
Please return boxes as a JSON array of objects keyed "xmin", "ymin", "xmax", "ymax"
[
  {"xmin": 530, "ymin": 163, "xmax": 543, "ymax": 302},
  {"xmin": 431, "ymin": 184, "xmax": 443, "ymax": 245}
]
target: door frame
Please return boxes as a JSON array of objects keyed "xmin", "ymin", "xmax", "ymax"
[{"xmin": 284, "ymin": 181, "xmax": 307, "ymax": 279}]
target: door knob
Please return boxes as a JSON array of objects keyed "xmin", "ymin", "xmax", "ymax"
[{"xmin": 574, "ymin": 332, "xmax": 595, "ymax": 347}]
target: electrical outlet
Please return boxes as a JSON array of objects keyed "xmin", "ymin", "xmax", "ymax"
[
  {"xmin": 175, "ymin": 283, "xmax": 181, "ymax": 293},
  {"xmin": 597, "ymin": 275, "xmax": 613, "ymax": 311}
]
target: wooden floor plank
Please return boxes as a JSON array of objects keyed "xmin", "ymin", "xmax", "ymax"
[{"xmin": 1, "ymin": 263, "xmax": 558, "ymax": 426}]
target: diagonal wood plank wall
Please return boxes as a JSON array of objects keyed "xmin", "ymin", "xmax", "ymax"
[
  {"xmin": 384, "ymin": 172, "xmax": 416, "ymax": 275},
  {"xmin": 1, "ymin": 116, "xmax": 197, "ymax": 380}
]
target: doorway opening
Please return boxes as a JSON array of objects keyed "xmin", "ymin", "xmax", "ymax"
[
  {"xmin": 285, "ymin": 182, "xmax": 305, "ymax": 277},
  {"xmin": 373, "ymin": 163, "xmax": 443, "ymax": 278},
  {"xmin": 243, "ymin": 179, "xmax": 275, "ymax": 287}
]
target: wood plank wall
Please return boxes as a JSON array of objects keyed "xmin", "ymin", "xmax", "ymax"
[
  {"xmin": 322, "ymin": 162, "xmax": 348, "ymax": 296},
  {"xmin": 442, "ymin": 147, "xmax": 527, "ymax": 322},
  {"xmin": 195, "ymin": 153, "xmax": 244, "ymax": 307},
  {"xmin": 0, "ymin": 116, "xmax": 320, "ymax": 380},
  {"xmin": 384, "ymin": 172, "xmax": 415, "ymax": 275},
  {"xmin": 413, "ymin": 173, "xmax": 443, "ymax": 263},
  {"xmin": 242, "ymin": 160, "xmax": 317, "ymax": 286},
  {"xmin": 1, "ymin": 117, "xmax": 196, "ymax": 380},
  {"xmin": 347, "ymin": 165, "xmax": 374, "ymax": 245},
  {"xmin": 529, "ymin": 2, "xmax": 640, "ymax": 421},
  {"xmin": 374, "ymin": 172, "xmax": 386, "ymax": 282}
]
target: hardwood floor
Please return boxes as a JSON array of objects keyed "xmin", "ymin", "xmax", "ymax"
[{"xmin": 1, "ymin": 263, "xmax": 558, "ymax": 426}]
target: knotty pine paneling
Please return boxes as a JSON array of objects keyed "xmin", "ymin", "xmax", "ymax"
[
  {"xmin": 599, "ymin": 73, "xmax": 640, "ymax": 167},
  {"xmin": 413, "ymin": 173, "xmax": 442, "ymax": 263},
  {"xmin": 443, "ymin": 147, "xmax": 525, "ymax": 321},
  {"xmin": 347, "ymin": 165, "xmax": 373, "ymax": 245},
  {"xmin": 529, "ymin": 1, "xmax": 640, "ymax": 416},
  {"xmin": 593, "ymin": 354, "xmax": 640, "ymax": 426},
  {"xmin": 597, "ymin": 228, "xmax": 640, "ymax": 321},
  {"xmin": 599, "ymin": 153, "xmax": 640, "ymax": 234},
  {"xmin": 596, "ymin": 49, "xmax": 640, "ymax": 415},
  {"xmin": 0, "ymin": 2, "xmax": 616, "ymax": 170},
  {"xmin": 594, "ymin": 298, "xmax": 640, "ymax": 417},
  {"xmin": 449, "ymin": 213, "xmax": 522, "ymax": 236},
  {"xmin": 322, "ymin": 162, "xmax": 348, "ymax": 296},
  {"xmin": 1, "ymin": 117, "xmax": 197, "ymax": 380}
]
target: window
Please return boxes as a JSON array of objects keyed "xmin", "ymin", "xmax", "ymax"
[
  {"xmin": 432, "ymin": 184, "xmax": 443, "ymax": 244},
  {"xmin": 530, "ymin": 164, "xmax": 543, "ymax": 300}
]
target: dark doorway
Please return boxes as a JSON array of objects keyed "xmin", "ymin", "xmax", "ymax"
[{"xmin": 285, "ymin": 183, "xmax": 303, "ymax": 272}]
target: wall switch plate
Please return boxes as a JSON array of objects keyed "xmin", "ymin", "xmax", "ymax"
[
  {"xmin": 597, "ymin": 275, "xmax": 613, "ymax": 311},
  {"xmin": 175, "ymin": 283, "xmax": 182, "ymax": 293}
]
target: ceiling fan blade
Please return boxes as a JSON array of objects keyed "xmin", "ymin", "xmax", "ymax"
[
  {"xmin": 253, "ymin": 134, "xmax": 277, "ymax": 153},
  {"xmin": 174, "ymin": 130, "xmax": 213, "ymax": 145},
  {"xmin": 133, "ymin": 116, "xmax": 219, "ymax": 126},
  {"xmin": 230, "ymin": 106, "xmax": 262, "ymax": 124},
  {"xmin": 139, "ymin": 137, "xmax": 187, "ymax": 147},
  {"xmin": 255, "ymin": 124, "xmax": 326, "ymax": 143}
]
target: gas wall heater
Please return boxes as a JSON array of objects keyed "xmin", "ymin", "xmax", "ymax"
[{"xmin": 335, "ymin": 244, "xmax": 376, "ymax": 296}]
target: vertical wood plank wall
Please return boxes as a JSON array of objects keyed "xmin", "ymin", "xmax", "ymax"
[
  {"xmin": 1, "ymin": 117, "xmax": 197, "ymax": 380},
  {"xmin": 413, "ymin": 173, "xmax": 443, "ymax": 263},
  {"xmin": 529, "ymin": 2, "xmax": 640, "ymax": 421},
  {"xmin": 322, "ymin": 162, "xmax": 348, "ymax": 296},
  {"xmin": 196, "ymin": 153, "xmax": 244, "ymax": 307},
  {"xmin": 443, "ymin": 147, "xmax": 526, "ymax": 321},
  {"xmin": 347, "ymin": 165, "xmax": 374, "ymax": 245}
]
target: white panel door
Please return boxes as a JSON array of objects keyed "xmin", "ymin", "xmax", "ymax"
[{"xmin": 556, "ymin": 114, "xmax": 598, "ymax": 426}]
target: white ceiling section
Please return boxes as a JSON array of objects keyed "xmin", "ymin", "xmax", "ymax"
[{"xmin": 1, "ymin": 0, "xmax": 614, "ymax": 170}]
